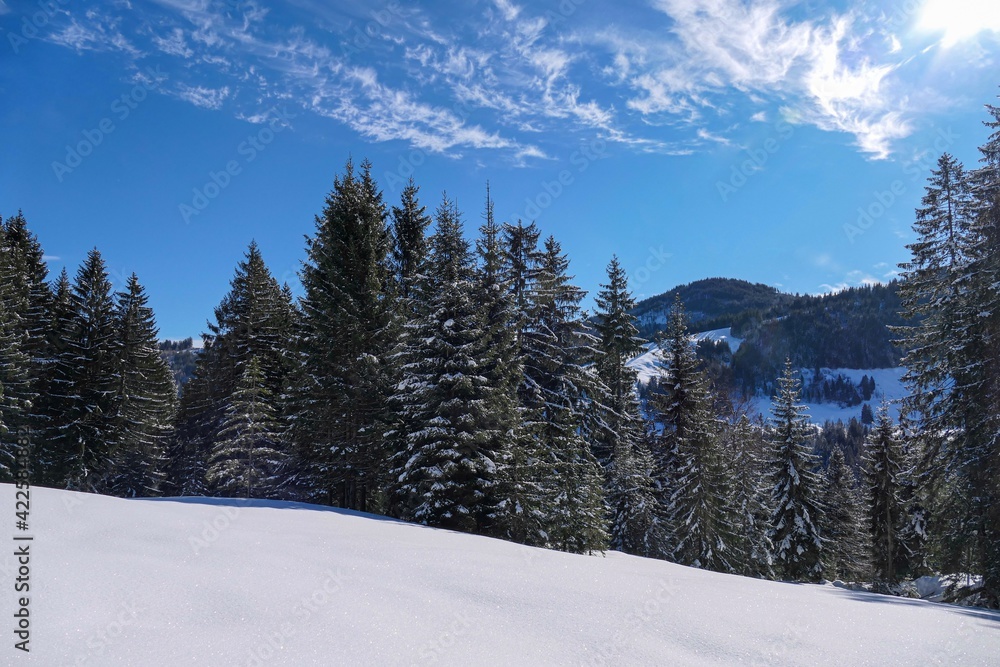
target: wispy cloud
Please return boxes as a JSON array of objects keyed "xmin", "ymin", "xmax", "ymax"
[
  {"xmin": 173, "ymin": 83, "xmax": 230, "ymax": 110},
  {"xmin": 30, "ymin": 0, "xmax": 993, "ymax": 162}
]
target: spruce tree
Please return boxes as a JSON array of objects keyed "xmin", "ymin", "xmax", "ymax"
[
  {"xmin": 864, "ymin": 404, "xmax": 908, "ymax": 585},
  {"xmin": 527, "ymin": 236, "xmax": 607, "ymax": 554},
  {"xmin": 768, "ymin": 359, "xmax": 824, "ymax": 582},
  {"xmin": 389, "ymin": 196, "xmax": 499, "ymax": 532},
  {"xmin": 0, "ymin": 238, "xmax": 31, "ymax": 480},
  {"xmin": 652, "ymin": 298, "xmax": 735, "ymax": 571},
  {"xmin": 34, "ymin": 269, "xmax": 77, "ymax": 487},
  {"xmin": 60, "ymin": 249, "xmax": 119, "ymax": 491},
  {"xmin": 105, "ymin": 274, "xmax": 176, "ymax": 497},
  {"xmin": 292, "ymin": 158, "xmax": 395, "ymax": 510},
  {"xmin": 494, "ymin": 220, "xmax": 549, "ymax": 546},
  {"xmin": 167, "ymin": 242, "xmax": 295, "ymax": 497},
  {"xmin": 595, "ymin": 256, "xmax": 663, "ymax": 557},
  {"xmin": 820, "ymin": 445, "xmax": 870, "ymax": 582},
  {"xmin": 960, "ymin": 98, "xmax": 1000, "ymax": 606},
  {"xmin": 472, "ymin": 186, "xmax": 522, "ymax": 536},
  {"xmin": 390, "ymin": 177, "xmax": 432, "ymax": 306},
  {"xmin": 207, "ymin": 356, "xmax": 286, "ymax": 499},
  {"xmin": 724, "ymin": 414, "xmax": 774, "ymax": 578}
]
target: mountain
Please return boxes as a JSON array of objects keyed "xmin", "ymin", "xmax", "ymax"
[
  {"xmin": 632, "ymin": 277, "xmax": 792, "ymax": 336},
  {"xmin": 6, "ymin": 483, "xmax": 996, "ymax": 665},
  {"xmin": 633, "ymin": 279, "xmax": 906, "ymax": 383},
  {"xmin": 159, "ymin": 337, "xmax": 200, "ymax": 388}
]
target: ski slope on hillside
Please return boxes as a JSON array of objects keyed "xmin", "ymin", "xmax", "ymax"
[{"xmin": 3, "ymin": 485, "xmax": 998, "ymax": 666}]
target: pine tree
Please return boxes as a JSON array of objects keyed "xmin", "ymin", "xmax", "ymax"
[
  {"xmin": 389, "ymin": 196, "xmax": 500, "ymax": 532},
  {"xmin": 864, "ymin": 404, "xmax": 907, "ymax": 585},
  {"xmin": 527, "ymin": 236, "xmax": 607, "ymax": 554},
  {"xmin": 59, "ymin": 249, "xmax": 119, "ymax": 491},
  {"xmin": 494, "ymin": 220, "xmax": 549, "ymax": 545},
  {"xmin": 207, "ymin": 356, "xmax": 286, "ymax": 499},
  {"xmin": 34, "ymin": 269, "xmax": 77, "ymax": 487},
  {"xmin": 895, "ymin": 98, "xmax": 1000, "ymax": 606},
  {"xmin": 895, "ymin": 153, "xmax": 975, "ymax": 463},
  {"xmin": 472, "ymin": 185, "xmax": 522, "ymax": 536},
  {"xmin": 292, "ymin": 158, "xmax": 395, "ymax": 510},
  {"xmin": 390, "ymin": 177, "xmax": 432, "ymax": 306},
  {"xmin": 960, "ymin": 97, "xmax": 1000, "ymax": 606},
  {"xmin": 0, "ymin": 237, "xmax": 31, "ymax": 480},
  {"xmin": 652, "ymin": 298, "xmax": 735, "ymax": 571},
  {"xmin": 595, "ymin": 256, "xmax": 663, "ymax": 557},
  {"xmin": 820, "ymin": 445, "xmax": 870, "ymax": 582},
  {"xmin": 104, "ymin": 274, "xmax": 176, "ymax": 497},
  {"xmin": 768, "ymin": 359, "xmax": 824, "ymax": 582},
  {"xmin": 723, "ymin": 414, "xmax": 774, "ymax": 578},
  {"xmin": 167, "ymin": 242, "xmax": 295, "ymax": 497}
]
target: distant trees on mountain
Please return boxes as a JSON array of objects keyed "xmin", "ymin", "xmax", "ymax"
[{"xmin": 1, "ymin": 92, "xmax": 998, "ymax": 607}]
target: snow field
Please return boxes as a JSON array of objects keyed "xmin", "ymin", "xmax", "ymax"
[{"xmin": 2, "ymin": 484, "xmax": 998, "ymax": 666}]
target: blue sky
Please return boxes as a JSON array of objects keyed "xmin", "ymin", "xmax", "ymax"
[{"xmin": 2, "ymin": 0, "xmax": 999, "ymax": 339}]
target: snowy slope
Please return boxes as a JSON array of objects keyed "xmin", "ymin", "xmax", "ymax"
[
  {"xmin": 626, "ymin": 327, "xmax": 743, "ymax": 385},
  {"xmin": 752, "ymin": 367, "xmax": 907, "ymax": 426},
  {"xmin": 4, "ymin": 485, "xmax": 998, "ymax": 666},
  {"xmin": 692, "ymin": 327, "xmax": 744, "ymax": 353}
]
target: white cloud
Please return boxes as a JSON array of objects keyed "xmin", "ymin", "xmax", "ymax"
[
  {"xmin": 174, "ymin": 83, "xmax": 230, "ymax": 109},
  {"xmin": 153, "ymin": 28, "xmax": 193, "ymax": 58}
]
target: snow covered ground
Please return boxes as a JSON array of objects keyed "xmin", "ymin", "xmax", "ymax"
[
  {"xmin": 4, "ymin": 484, "xmax": 998, "ymax": 666},
  {"xmin": 752, "ymin": 367, "xmax": 908, "ymax": 426},
  {"xmin": 626, "ymin": 329, "xmax": 907, "ymax": 426}
]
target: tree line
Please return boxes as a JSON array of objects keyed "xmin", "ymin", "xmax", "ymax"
[{"xmin": 0, "ymin": 97, "xmax": 997, "ymax": 607}]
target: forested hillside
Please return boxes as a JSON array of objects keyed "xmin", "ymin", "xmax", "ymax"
[
  {"xmin": 634, "ymin": 279, "xmax": 906, "ymax": 395},
  {"xmin": 2, "ymin": 95, "xmax": 998, "ymax": 608}
]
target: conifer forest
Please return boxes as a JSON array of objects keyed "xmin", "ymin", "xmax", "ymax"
[{"xmin": 3, "ymin": 95, "xmax": 1000, "ymax": 613}]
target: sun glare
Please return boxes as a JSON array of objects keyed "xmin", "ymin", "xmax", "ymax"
[{"xmin": 918, "ymin": 0, "xmax": 1000, "ymax": 47}]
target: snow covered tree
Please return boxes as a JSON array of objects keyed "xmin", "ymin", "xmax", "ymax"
[
  {"xmin": 57, "ymin": 250, "xmax": 119, "ymax": 491},
  {"xmin": 472, "ymin": 186, "xmax": 522, "ymax": 537},
  {"xmin": 291, "ymin": 158, "xmax": 395, "ymax": 510},
  {"xmin": 652, "ymin": 298, "xmax": 735, "ymax": 571},
  {"xmin": 767, "ymin": 359, "xmax": 824, "ymax": 582},
  {"xmin": 389, "ymin": 196, "xmax": 500, "ymax": 532},
  {"xmin": 595, "ymin": 256, "xmax": 663, "ymax": 557},
  {"xmin": 167, "ymin": 242, "xmax": 295, "ymax": 497},
  {"xmin": 864, "ymin": 404, "xmax": 908, "ymax": 585},
  {"xmin": 207, "ymin": 356, "xmax": 286, "ymax": 499},
  {"xmin": 390, "ymin": 177, "xmax": 432, "ymax": 307},
  {"xmin": 527, "ymin": 236, "xmax": 607, "ymax": 554},
  {"xmin": 895, "ymin": 98, "xmax": 1000, "ymax": 605},
  {"xmin": 33, "ymin": 269, "xmax": 77, "ymax": 487},
  {"xmin": 895, "ymin": 153, "xmax": 975, "ymax": 460},
  {"xmin": 723, "ymin": 414, "xmax": 774, "ymax": 578},
  {"xmin": 0, "ymin": 212, "xmax": 56, "ymax": 481},
  {"xmin": 820, "ymin": 445, "xmax": 870, "ymax": 582},
  {"xmin": 0, "ymin": 237, "xmax": 31, "ymax": 480},
  {"xmin": 104, "ymin": 274, "xmax": 176, "ymax": 497},
  {"xmin": 493, "ymin": 220, "xmax": 549, "ymax": 546}
]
